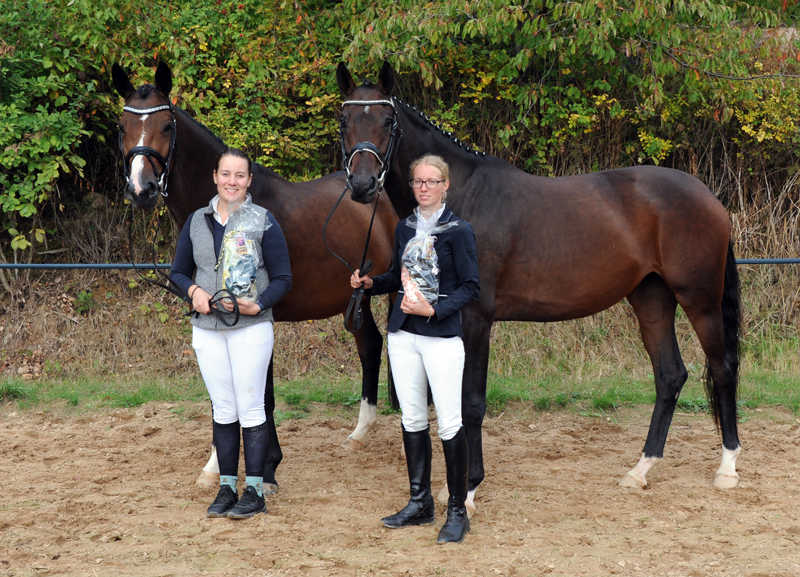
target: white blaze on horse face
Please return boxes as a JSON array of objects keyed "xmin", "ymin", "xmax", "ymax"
[
  {"xmin": 129, "ymin": 114, "xmax": 148, "ymax": 195},
  {"xmin": 363, "ymin": 105, "xmax": 370, "ymax": 115}
]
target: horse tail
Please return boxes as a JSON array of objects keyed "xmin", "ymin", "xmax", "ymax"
[{"xmin": 704, "ymin": 240, "xmax": 741, "ymax": 429}]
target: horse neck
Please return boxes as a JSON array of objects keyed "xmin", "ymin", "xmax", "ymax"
[
  {"xmin": 166, "ymin": 108, "xmax": 227, "ymax": 228},
  {"xmin": 386, "ymin": 100, "xmax": 492, "ymax": 218}
]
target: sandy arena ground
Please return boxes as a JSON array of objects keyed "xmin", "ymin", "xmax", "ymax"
[{"xmin": 1, "ymin": 402, "xmax": 799, "ymax": 576}]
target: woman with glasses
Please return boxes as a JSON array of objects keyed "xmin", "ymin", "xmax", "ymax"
[{"xmin": 351, "ymin": 154, "xmax": 480, "ymax": 544}]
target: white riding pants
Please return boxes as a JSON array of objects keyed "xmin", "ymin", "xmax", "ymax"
[
  {"xmin": 387, "ymin": 329, "xmax": 465, "ymax": 441},
  {"xmin": 192, "ymin": 322, "xmax": 274, "ymax": 427}
]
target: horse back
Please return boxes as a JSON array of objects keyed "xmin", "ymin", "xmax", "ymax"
[{"xmin": 453, "ymin": 164, "xmax": 730, "ymax": 322}]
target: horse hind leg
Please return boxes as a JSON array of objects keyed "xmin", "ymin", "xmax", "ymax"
[
  {"xmin": 619, "ymin": 273, "xmax": 688, "ymax": 489},
  {"xmin": 342, "ymin": 297, "xmax": 383, "ymax": 451},
  {"xmin": 681, "ymin": 290, "xmax": 741, "ymax": 486}
]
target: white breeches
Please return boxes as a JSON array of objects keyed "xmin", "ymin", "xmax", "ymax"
[
  {"xmin": 387, "ymin": 330, "xmax": 465, "ymax": 441},
  {"xmin": 192, "ymin": 322, "xmax": 273, "ymax": 427}
]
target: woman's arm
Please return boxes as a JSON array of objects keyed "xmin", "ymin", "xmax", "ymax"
[
  {"xmin": 169, "ymin": 213, "xmax": 198, "ymax": 295},
  {"xmin": 255, "ymin": 214, "xmax": 292, "ymax": 312}
]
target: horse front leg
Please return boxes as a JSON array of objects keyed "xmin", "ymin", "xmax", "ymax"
[
  {"xmin": 262, "ymin": 354, "xmax": 281, "ymax": 494},
  {"xmin": 342, "ymin": 298, "xmax": 383, "ymax": 451},
  {"xmin": 437, "ymin": 305, "xmax": 493, "ymax": 518}
]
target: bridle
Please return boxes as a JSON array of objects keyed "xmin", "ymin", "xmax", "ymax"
[
  {"xmin": 322, "ymin": 97, "xmax": 401, "ymax": 334},
  {"xmin": 121, "ymin": 101, "xmax": 240, "ymax": 326},
  {"xmin": 340, "ymin": 97, "xmax": 402, "ymax": 191},
  {"xmin": 119, "ymin": 102, "xmax": 177, "ymax": 197}
]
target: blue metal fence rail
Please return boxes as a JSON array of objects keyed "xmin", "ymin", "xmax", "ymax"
[
  {"xmin": 4, "ymin": 260, "xmax": 799, "ymax": 270},
  {"xmin": 0, "ymin": 264, "xmax": 171, "ymax": 269}
]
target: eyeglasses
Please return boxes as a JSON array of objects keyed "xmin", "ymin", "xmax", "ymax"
[{"xmin": 410, "ymin": 179, "xmax": 446, "ymax": 189}]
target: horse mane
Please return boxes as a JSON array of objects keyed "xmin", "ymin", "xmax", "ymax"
[
  {"xmin": 174, "ymin": 107, "xmax": 225, "ymax": 146},
  {"xmin": 134, "ymin": 83, "xmax": 225, "ymax": 146},
  {"xmin": 392, "ymin": 95, "xmax": 487, "ymax": 158}
]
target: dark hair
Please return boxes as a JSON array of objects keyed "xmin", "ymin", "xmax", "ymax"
[{"xmin": 215, "ymin": 147, "xmax": 251, "ymax": 174}]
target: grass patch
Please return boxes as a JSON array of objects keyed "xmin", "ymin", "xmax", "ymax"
[
  {"xmin": 0, "ymin": 380, "xmax": 37, "ymax": 403},
  {"xmin": 0, "ymin": 376, "xmax": 208, "ymax": 413}
]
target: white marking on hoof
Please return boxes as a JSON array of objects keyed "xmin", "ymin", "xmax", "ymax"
[
  {"xmin": 437, "ymin": 485, "xmax": 449, "ymax": 506},
  {"xmin": 343, "ymin": 400, "xmax": 377, "ymax": 451},
  {"xmin": 619, "ymin": 453, "xmax": 661, "ymax": 489},
  {"xmin": 195, "ymin": 446, "xmax": 220, "ymax": 487},
  {"xmin": 465, "ymin": 489, "xmax": 477, "ymax": 519},
  {"xmin": 263, "ymin": 483, "xmax": 279, "ymax": 496},
  {"xmin": 436, "ymin": 486, "xmax": 477, "ymax": 518},
  {"xmin": 713, "ymin": 445, "xmax": 741, "ymax": 489}
]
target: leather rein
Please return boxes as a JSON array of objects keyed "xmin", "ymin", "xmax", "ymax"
[{"xmin": 324, "ymin": 97, "xmax": 402, "ymax": 334}]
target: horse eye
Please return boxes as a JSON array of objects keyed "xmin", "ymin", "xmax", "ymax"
[
  {"xmin": 383, "ymin": 117, "xmax": 393, "ymax": 129},
  {"xmin": 162, "ymin": 124, "xmax": 173, "ymax": 133}
]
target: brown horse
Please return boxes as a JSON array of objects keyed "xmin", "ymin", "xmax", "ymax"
[
  {"xmin": 336, "ymin": 62, "xmax": 742, "ymax": 514},
  {"xmin": 112, "ymin": 62, "xmax": 397, "ymax": 490}
]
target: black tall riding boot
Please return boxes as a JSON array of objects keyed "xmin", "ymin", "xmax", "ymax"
[
  {"xmin": 437, "ymin": 427, "xmax": 470, "ymax": 544},
  {"xmin": 381, "ymin": 426, "xmax": 435, "ymax": 528}
]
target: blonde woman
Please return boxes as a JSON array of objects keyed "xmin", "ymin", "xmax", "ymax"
[{"xmin": 351, "ymin": 155, "xmax": 480, "ymax": 544}]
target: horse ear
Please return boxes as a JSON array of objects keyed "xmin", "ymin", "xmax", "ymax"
[
  {"xmin": 154, "ymin": 61, "xmax": 172, "ymax": 98},
  {"xmin": 336, "ymin": 62, "xmax": 356, "ymax": 96},
  {"xmin": 111, "ymin": 63, "xmax": 135, "ymax": 99},
  {"xmin": 378, "ymin": 61, "xmax": 394, "ymax": 95}
]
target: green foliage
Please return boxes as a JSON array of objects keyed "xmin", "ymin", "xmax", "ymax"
[{"xmin": 2, "ymin": 0, "xmax": 800, "ymax": 252}]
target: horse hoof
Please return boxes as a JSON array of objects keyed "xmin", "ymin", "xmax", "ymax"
[
  {"xmin": 195, "ymin": 470, "xmax": 220, "ymax": 488},
  {"xmin": 713, "ymin": 473, "xmax": 739, "ymax": 489},
  {"xmin": 619, "ymin": 473, "xmax": 647, "ymax": 489},
  {"xmin": 436, "ymin": 486, "xmax": 476, "ymax": 518},
  {"xmin": 342, "ymin": 436, "xmax": 366, "ymax": 452},
  {"xmin": 264, "ymin": 482, "xmax": 279, "ymax": 496}
]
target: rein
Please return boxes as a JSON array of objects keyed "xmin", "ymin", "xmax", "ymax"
[
  {"xmin": 126, "ymin": 206, "xmax": 241, "ymax": 327},
  {"xmin": 120, "ymin": 103, "xmax": 177, "ymax": 197},
  {"xmin": 328, "ymin": 96, "xmax": 402, "ymax": 333},
  {"xmin": 322, "ymin": 186, "xmax": 382, "ymax": 333}
]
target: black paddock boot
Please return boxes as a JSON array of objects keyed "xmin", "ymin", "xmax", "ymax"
[
  {"xmin": 437, "ymin": 427, "xmax": 470, "ymax": 544},
  {"xmin": 382, "ymin": 426, "xmax": 435, "ymax": 529},
  {"xmin": 206, "ymin": 485, "xmax": 238, "ymax": 518}
]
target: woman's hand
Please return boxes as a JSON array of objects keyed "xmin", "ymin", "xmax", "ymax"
[
  {"xmin": 221, "ymin": 297, "xmax": 262, "ymax": 316},
  {"xmin": 400, "ymin": 292, "xmax": 435, "ymax": 318},
  {"xmin": 351, "ymin": 269, "xmax": 373, "ymax": 289},
  {"xmin": 190, "ymin": 286, "xmax": 212, "ymax": 314}
]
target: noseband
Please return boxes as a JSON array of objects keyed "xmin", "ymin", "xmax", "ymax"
[
  {"xmin": 119, "ymin": 103, "xmax": 177, "ymax": 197},
  {"xmin": 340, "ymin": 98, "xmax": 402, "ymax": 191}
]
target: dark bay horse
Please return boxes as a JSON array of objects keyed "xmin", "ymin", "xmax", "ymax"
[
  {"xmin": 112, "ymin": 62, "xmax": 397, "ymax": 490},
  {"xmin": 336, "ymin": 62, "xmax": 742, "ymax": 514}
]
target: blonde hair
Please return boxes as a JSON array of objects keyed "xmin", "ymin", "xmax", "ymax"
[{"xmin": 409, "ymin": 154, "xmax": 449, "ymax": 182}]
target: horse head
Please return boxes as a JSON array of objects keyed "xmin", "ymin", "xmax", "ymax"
[
  {"xmin": 336, "ymin": 62, "xmax": 401, "ymax": 205},
  {"xmin": 112, "ymin": 62, "xmax": 176, "ymax": 209}
]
